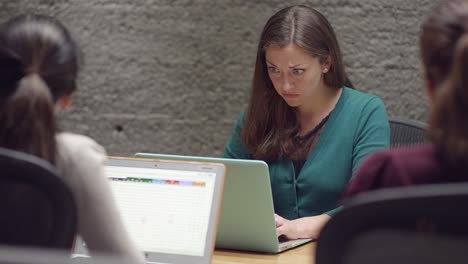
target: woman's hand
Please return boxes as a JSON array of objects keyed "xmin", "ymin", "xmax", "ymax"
[
  {"xmin": 275, "ymin": 213, "xmax": 331, "ymax": 240},
  {"xmin": 275, "ymin": 214, "xmax": 299, "ymax": 239}
]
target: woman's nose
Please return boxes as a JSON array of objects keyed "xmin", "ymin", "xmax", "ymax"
[{"xmin": 281, "ymin": 74, "xmax": 294, "ymax": 91}]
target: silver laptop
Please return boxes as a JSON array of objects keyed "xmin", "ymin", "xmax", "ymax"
[
  {"xmin": 0, "ymin": 246, "xmax": 139, "ymax": 264},
  {"xmin": 74, "ymin": 157, "xmax": 225, "ymax": 264},
  {"xmin": 135, "ymin": 153, "xmax": 312, "ymax": 253}
]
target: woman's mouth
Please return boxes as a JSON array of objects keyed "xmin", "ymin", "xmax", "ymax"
[{"xmin": 283, "ymin": 93, "xmax": 299, "ymax": 98}]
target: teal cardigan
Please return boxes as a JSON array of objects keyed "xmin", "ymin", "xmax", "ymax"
[{"xmin": 223, "ymin": 87, "xmax": 390, "ymax": 219}]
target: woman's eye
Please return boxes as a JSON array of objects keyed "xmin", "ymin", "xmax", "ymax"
[
  {"xmin": 292, "ymin": 69, "xmax": 305, "ymax": 75},
  {"xmin": 268, "ymin": 67, "xmax": 280, "ymax": 73}
]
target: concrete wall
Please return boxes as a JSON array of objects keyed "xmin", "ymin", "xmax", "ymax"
[{"xmin": 0, "ymin": 0, "xmax": 437, "ymax": 156}]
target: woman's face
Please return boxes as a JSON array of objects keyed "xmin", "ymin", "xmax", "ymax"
[{"xmin": 265, "ymin": 43, "xmax": 329, "ymax": 109}]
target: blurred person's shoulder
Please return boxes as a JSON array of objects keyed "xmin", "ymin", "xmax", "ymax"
[
  {"xmin": 374, "ymin": 144, "xmax": 442, "ymax": 178},
  {"xmin": 347, "ymin": 145, "xmax": 443, "ymax": 197},
  {"xmin": 55, "ymin": 132, "xmax": 106, "ymax": 175},
  {"xmin": 56, "ymin": 132, "xmax": 106, "ymax": 159},
  {"xmin": 376, "ymin": 144, "xmax": 438, "ymax": 166}
]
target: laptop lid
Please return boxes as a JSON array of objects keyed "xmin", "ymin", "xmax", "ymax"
[
  {"xmin": 0, "ymin": 246, "xmax": 138, "ymax": 264},
  {"xmin": 105, "ymin": 157, "xmax": 225, "ymax": 264},
  {"xmin": 134, "ymin": 153, "xmax": 283, "ymax": 253}
]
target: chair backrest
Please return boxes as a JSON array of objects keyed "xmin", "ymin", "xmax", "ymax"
[
  {"xmin": 316, "ymin": 183, "xmax": 468, "ymax": 264},
  {"xmin": 343, "ymin": 230, "xmax": 468, "ymax": 264},
  {"xmin": 389, "ymin": 117, "xmax": 427, "ymax": 148},
  {"xmin": 0, "ymin": 147, "xmax": 77, "ymax": 250}
]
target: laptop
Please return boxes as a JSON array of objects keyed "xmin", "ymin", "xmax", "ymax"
[
  {"xmin": 135, "ymin": 153, "xmax": 312, "ymax": 253},
  {"xmin": 0, "ymin": 246, "xmax": 136, "ymax": 264},
  {"xmin": 73, "ymin": 157, "xmax": 225, "ymax": 264}
]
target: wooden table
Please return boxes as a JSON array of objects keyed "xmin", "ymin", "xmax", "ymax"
[{"xmin": 212, "ymin": 242, "xmax": 315, "ymax": 264}]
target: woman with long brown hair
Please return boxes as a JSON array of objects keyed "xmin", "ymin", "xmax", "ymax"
[
  {"xmin": 347, "ymin": 0, "xmax": 468, "ymax": 198},
  {"xmin": 224, "ymin": 5, "xmax": 390, "ymax": 239},
  {"xmin": 0, "ymin": 14, "xmax": 143, "ymax": 262}
]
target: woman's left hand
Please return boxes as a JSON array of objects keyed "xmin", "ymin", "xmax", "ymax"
[{"xmin": 275, "ymin": 213, "xmax": 331, "ymax": 240}]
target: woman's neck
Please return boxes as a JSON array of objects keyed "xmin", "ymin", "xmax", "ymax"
[{"xmin": 296, "ymin": 87, "xmax": 342, "ymax": 134}]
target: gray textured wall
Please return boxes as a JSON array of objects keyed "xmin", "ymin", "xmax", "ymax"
[{"xmin": 0, "ymin": 0, "xmax": 436, "ymax": 157}]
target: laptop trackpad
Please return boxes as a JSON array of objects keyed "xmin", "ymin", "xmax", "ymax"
[{"xmin": 278, "ymin": 238, "xmax": 313, "ymax": 252}]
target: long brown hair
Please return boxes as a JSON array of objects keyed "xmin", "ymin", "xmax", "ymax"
[
  {"xmin": 242, "ymin": 5, "xmax": 352, "ymax": 161},
  {"xmin": 421, "ymin": 0, "xmax": 468, "ymax": 169},
  {"xmin": 0, "ymin": 15, "xmax": 79, "ymax": 164}
]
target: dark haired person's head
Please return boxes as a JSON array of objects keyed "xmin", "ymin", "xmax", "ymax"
[
  {"xmin": 243, "ymin": 5, "xmax": 351, "ymax": 160},
  {"xmin": 420, "ymin": 0, "xmax": 468, "ymax": 168},
  {"xmin": 0, "ymin": 14, "xmax": 79, "ymax": 163}
]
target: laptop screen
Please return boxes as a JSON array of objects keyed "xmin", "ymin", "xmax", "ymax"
[{"xmin": 106, "ymin": 162, "xmax": 217, "ymax": 257}]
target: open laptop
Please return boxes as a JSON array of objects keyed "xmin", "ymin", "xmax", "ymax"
[
  {"xmin": 0, "ymin": 246, "xmax": 137, "ymax": 264},
  {"xmin": 135, "ymin": 153, "xmax": 312, "ymax": 253},
  {"xmin": 74, "ymin": 157, "xmax": 225, "ymax": 264}
]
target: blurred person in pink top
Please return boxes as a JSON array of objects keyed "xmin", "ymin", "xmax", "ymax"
[{"xmin": 346, "ymin": 0, "xmax": 468, "ymax": 197}]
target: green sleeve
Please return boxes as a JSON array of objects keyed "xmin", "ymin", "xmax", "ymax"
[
  {"xmin": 223, "ymin": 113, "xmax": 251, "ymax": 159},
  {"xmin": 326, "ymin": 97, "xmax": 390, "ymax": 216},
  {"xmin": 352, "ymin": 97, "xmax": 390, "ymax": 175},
  {"xmin": 325, "ymin": 206, "xmax": 342, "ymax": 216}
]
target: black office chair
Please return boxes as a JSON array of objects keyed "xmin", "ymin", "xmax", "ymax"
[
  {"xmin": 316, "ymin": 183, "xmax": 468, "ymax": 264},
  {"xmin": 0, "ymin": 147, "xmax": 77, "ymax": 250},
  {"xmin": 389, "ymin": 117, "xmax": 427, "ymax": 148}
]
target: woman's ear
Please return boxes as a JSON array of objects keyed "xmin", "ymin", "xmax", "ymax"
[
  {"xmin": 323, "ymin": 56, "xmax": 332, "ymax": 72},
  {"xmin": 57, "ymin": 95, "xmax": 72, "ymax": 110}
]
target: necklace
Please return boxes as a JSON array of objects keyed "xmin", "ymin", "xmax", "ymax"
[{"xmin": 296, "ymin": 113, "xmax": 330, "ymax": 143}]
